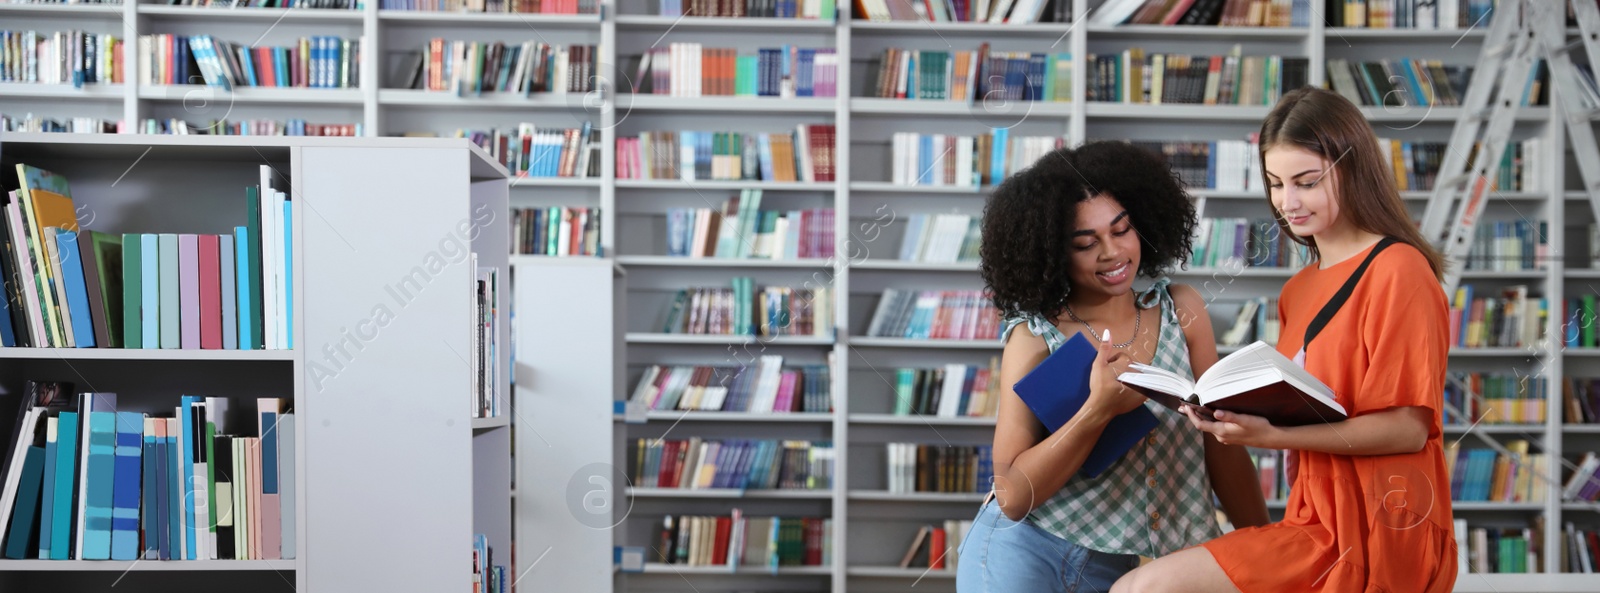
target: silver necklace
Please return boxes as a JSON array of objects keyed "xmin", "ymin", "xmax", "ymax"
[{"xmin": 1064, "ymin": 302, "xmax": 1141, "ymax": 349}]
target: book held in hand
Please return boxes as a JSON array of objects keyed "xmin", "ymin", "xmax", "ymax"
[
  {"xmin": 1011, "ymin": 331, "xmax": 1158, "ymax": 478},
  {"xmin": 1117, "ymin": 341, "xmax": 1347, "ymax": 427}
]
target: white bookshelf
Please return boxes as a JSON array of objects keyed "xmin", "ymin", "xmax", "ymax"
[
  {"xmin": 6, "ymin": 0, "xmax": 1599, "ymax": 591},
  {"xmin": 0, "ymin": 134, "xmax": 509, "ymax": 593}
]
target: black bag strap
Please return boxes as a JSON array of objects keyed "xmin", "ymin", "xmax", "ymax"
[{"xmin": 1303, "ymin": 237, "xmax": 1398, "ymax": 348}]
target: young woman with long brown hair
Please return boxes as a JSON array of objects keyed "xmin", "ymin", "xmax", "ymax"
[{"xmin": 1112, "ymin": 87, "xmax": 1457, "ymax": 593}]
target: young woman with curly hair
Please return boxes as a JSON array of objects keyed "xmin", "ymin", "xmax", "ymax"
[
  {"xmin": 1111, "ymin": 87, "xmax": 1457, "ymax": 593},
  {"xmin": 955, "ymin": 141, "xmax": 1269, "ymax": 593}
]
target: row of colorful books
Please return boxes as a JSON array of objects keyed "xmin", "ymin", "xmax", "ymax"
[
  {"xmin": 0, "ymin": 385, "xmax": 294, "ymax": 561},
  {"xmin": 1190, "ymin": 218, "xmax": 1312, "ymax": 270},
  {"xmin": 1562, "ymin": 521, "xmax": 1600, "ymax": 573},
  {"xmin": 1462, "ymin": 220, "xmax": 1547, "ymax": 272},
  {"xmin": 657, "ymin": 281, "xmax": 832, "ymax": 338},
  {"xmin": 632, "ymin": 439, "xmax": 834, "ymax": 491},
  {"xmin": 472, "ymin": 534, "xmax": 508, "ymax": 593},
  {"xmin": 659, "ymin": 0, "xmax": 834, "ymax": 18},
  {"xmin": 511, "ymin": 207, "xmax": 600, "ymax": 257},
  {"xmin": 1459, "ymin": 520, "xmax": 1539, "ymax": 574},
  {"xmin": 629, "ymin": 359, "xmax": 833, "ymax": 414},
  {"xmin": 636, "ymin": 45, "xmax": 838, "ymax": 98},
  {"xmin": 1, "ymin": 116, "xmax": 118, "ymax": 134},
  {"xmin": 445, "ymin": 124, "xmax": 599, "ymax": 179},
  {"xmin": 1127, "ymin": 140, "xmax": 1250, "ymax": 191},
  {"xmin": 400, "ymin": 40, "xmax": 595, "ymax": 96},
  {"xmin": 139, "ymin": 34, "xmax": 359, "ymax": 89},
  {"xmin": 1450, "ymin": 285, "xmax": 1543, "ymax": 350},
  {"xmin": 865, "ymin": 289, "xmax": 1000, "ymax": 341},
  {"xmin": 617, "ymin": 126, "xmax": 836, "ymax": 183},
  {"xmin": 144, "ymin": 118, "xmax": 361, "ymax": 137},
  {"xmin": 857, "ymin": 0, "xmax": 1067, "ymax": 23},
  {"xmin": 172, "ymin": 0, "xmax": 358, "ymax": 7},
  {"xmin": 885, "ymin": 444, "xmax": 994, "ymax": 494},
  {"xmin": 1444, "ymin": 372, "xmax": 1548, "ymax": 426},
  {"xmin": 1093, "ymin": 0, "xmax": 1310, "ymax": 27},
  {"xmin": 666, "ymin": 200, "xmax": 834, "ymax": 260},
  {"xmin": 0, "ymin": 165, "xmax": 292, "ymax": 350},
  {"xmin": 653, "ymin": 513, "xmax": 832, "ymax": 569},
  {"xmin": 1085, "ymin": 49, "xmax": 1309, "ymax": 106},
  {"xmin": 897, "ymin": 521, "xmax": 971, "ymax": 570},
  {"xmin": 1326, "ymin": 58, "xmax": 1472, "ymax": 108},
  {"xmin": 1248, "ymin": 448, "xmax": 1288, "ymax": 502},
  {"xmin": 891, "ymin": 130, "xmax": 1064, "ymax": 188},
  {"xmin": 870, "ymin": 47, "xmax": 1072, "ymax": 103},
  {"xmin": 1564, "ymin": 377, "xmax": 1600, "ymax": 425},
  {"xmin": 1446, "ymin": 440, "xmax": 1547, "ymax": 503},
  {"xmin": 381, "ymin": 0, "xmax": 592, "ymax": 12},
  {"xmin": 1218, "ymin": 296, "xmax": 1280, "ymax": 347},
  {"xmin": 1326, "ymin": 0, "xmax": 1496, "ymax": 29},
  {"xmin": 892, "ymin": 362, "xmax": 1000, "ymax": 418},
  {"xmin": 898, "ymin": 213, "xmax": 979, "ymax": 264},
  {"xmin": 0, "ymin": 30, "xmax": 122, "ymax": 86},
  {"xmin": 1562, "ymin": 451, "xmax": 1600, "ymax": 503}
]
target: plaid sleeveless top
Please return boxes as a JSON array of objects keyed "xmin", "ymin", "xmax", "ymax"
[{"xmin": 999, "ymin": 277, "xmax": 1221, "ymax": 557}]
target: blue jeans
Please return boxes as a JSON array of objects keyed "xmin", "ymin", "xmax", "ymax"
[{"xmin": 955, "ymin": 499, "xmax": 1141, "ymax": 593}]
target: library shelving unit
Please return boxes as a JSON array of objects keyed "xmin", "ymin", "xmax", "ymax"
[
  {"xmin": 6, "ymin": 1, "xmax": 1600, "ymax": 592},
  {"xmin": 0, "ymin": 133, "xmax": 510, "ymax": 593}
]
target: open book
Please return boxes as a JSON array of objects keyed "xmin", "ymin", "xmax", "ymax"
[{"xmin": 1117, "ymin": 341, "xmax": 1347, "ymax": 426}]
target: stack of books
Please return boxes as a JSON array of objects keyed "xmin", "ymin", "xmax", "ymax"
[
  {"xmin": 656, "ymin": 279, "xmax": 833, "ymax": 338},
  {"xmin": 1445, "ymin": 440, "xmax": 1546, "ymax": 503},
  {"xmin": 897, "ymin": 213, "xmax": 980, "ymax": 263},
  {"xmin": 1091, "ymin": 0, "xmax": 1311, "ymax": 27},
  {"xmin": 400, "ymin": 40, "xmax": 596, "ymax": 96},
  {"xmin": 1449, "ymin": 285, "xmax": 1545, "ymax": 349},
  {"xmin": 892, "ymin": 362, "xmax": 1000, "ymax": 417},
  {"xmin": 1326, "ymin": 0, "xmax": 1497, "ymax": 29},
  {"xmin": 856, "ymin": 0, "xmax": 1069, "ymax": 23},
  {"xmin": 664, "ymin": 191, "xmax": 834, "ymax": 259},
  {"xmin": 511, "ymin": 207, "xmax": 601, "ymax": 257},
  {"xmin": 871, "ymin": 46, "xmax": 1072, "ymax": 102},
  {"xmin": 629, "ymin": 358, "xmax": 833, "ymax": 413},
  {"xmin": 657, "ymin": 0, "xmax": 835, "ymax": 18},
  {"xmin": 1086, "ymin": 47, "xmax": 1309, "ymax": 106},
  {"xmin": 865, "ymin": 289, "xmax": 999, "ymax": 341},
  {"xmin": 890, "ymin": 130, "xmax": 1064, "ymax": 187},
  {"xmin": 1444, "ymin": 372, "xmax": 1547, "ymax": 426}
]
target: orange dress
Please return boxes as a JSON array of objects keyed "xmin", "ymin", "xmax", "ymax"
[{"xmin": 1202, "ymin": 240, "xmax": 1458, "ymax": 593}]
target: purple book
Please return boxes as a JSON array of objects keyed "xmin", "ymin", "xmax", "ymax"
[{"xmin": 179, "ymin": 234, "xmax": 199, "ymax": 349}]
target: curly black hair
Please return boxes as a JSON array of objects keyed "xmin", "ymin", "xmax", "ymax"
[{"xmin": 980, "ymin": 141, "xmax": 1198, "ymax": 322}]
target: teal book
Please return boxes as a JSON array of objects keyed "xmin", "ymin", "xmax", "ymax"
[
  {"xmin": 50, "ymin": 411, "xmax": 78, "ymax": 560},
  {"xmin": 140, "ymin": 234, "xmax": 159, "ymax": 349},
  {"xmin": 122, "ymin": 234, "xmax": 142, "ymax": 349},
  {"xmin": 245, "ymin": 189, "xmax": 264, "ymax": 350},
  {"xmin": 38, "ymin": 418, "xmax": 57, "ymax": 558},
  {"xmin": 235, "ymin": 227, "xmax": 253, "ymax": 350},
  {"xmin": 55, "ymin": 229, "xmax": 96, "ymax": 348},
  {"xmin": 2, "ymin": 447, "xmax": 45, "ymax": 559},
  {"xmin": 283, "ymin": 200, "xmax": 292, "ymax": 349},
  {"xmin": 81, "ymin": 408, "xmax": 116, "ymax": 559},
  {"xmin": 159, "ymin": 234, "xmax": 179, "ymax": 349}
]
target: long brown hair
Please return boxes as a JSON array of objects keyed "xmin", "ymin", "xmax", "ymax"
[{"xmin": 1259, "ymin": 87, "xmax": 1444, "ymax": 280}]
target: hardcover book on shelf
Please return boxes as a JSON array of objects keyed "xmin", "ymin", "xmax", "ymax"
[{"xmin": 1118, "ymin": 341, "xmax": 1347, "ymax": 426}]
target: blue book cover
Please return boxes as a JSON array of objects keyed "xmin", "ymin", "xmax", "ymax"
[
  {"xmin": 39, "ymin": 418, "xmax": 57, "ymax": 558},
  {"xmin": 1010, "ymin": 331, "xmax": 1159, "ymax": 478},
  {"xmin": 141, "ymin": 234, "xmax": 159, "ymax": 349},
  {"xmin": 142, "ymin": 419, "xmax": 158, "ymax": 559},
  {"xmin": 0, "ymin": 265, "xmax": 15, "ymax": 346},
  {"xmin": 180, "ymin": 396, "xmax": 200, "ymax": 560},
  {"xmin": 261, "ymin": 410, "xmax": 278, "ymax": 497},
  {"xmin": 283, "ymin": 201, "xmax": 292, "ymax": 349},
  {"xmin": 235, "ymin": 228, "xmax": 253, "ymax": 350},
  {"xmin": 50, "ymin": 412, "xmax": 79, "ymax": 560},
  {"xmin": 2, "ymin": 447, "xmax": 46, "ymax": 559},
  {"xmin": 109, "ymin": 411, "xmax": 143, "ymax": 560},
  {"xmin": 164, "ymin": 422, "xmax": 180, "ymax": 561},
  {"xmin": 55, "ymin": 230, "xmax": 97, "ymax": 348},
  {"xmin": 82, "ymin": 410, "xmax": 117, "ymax": 559}
]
